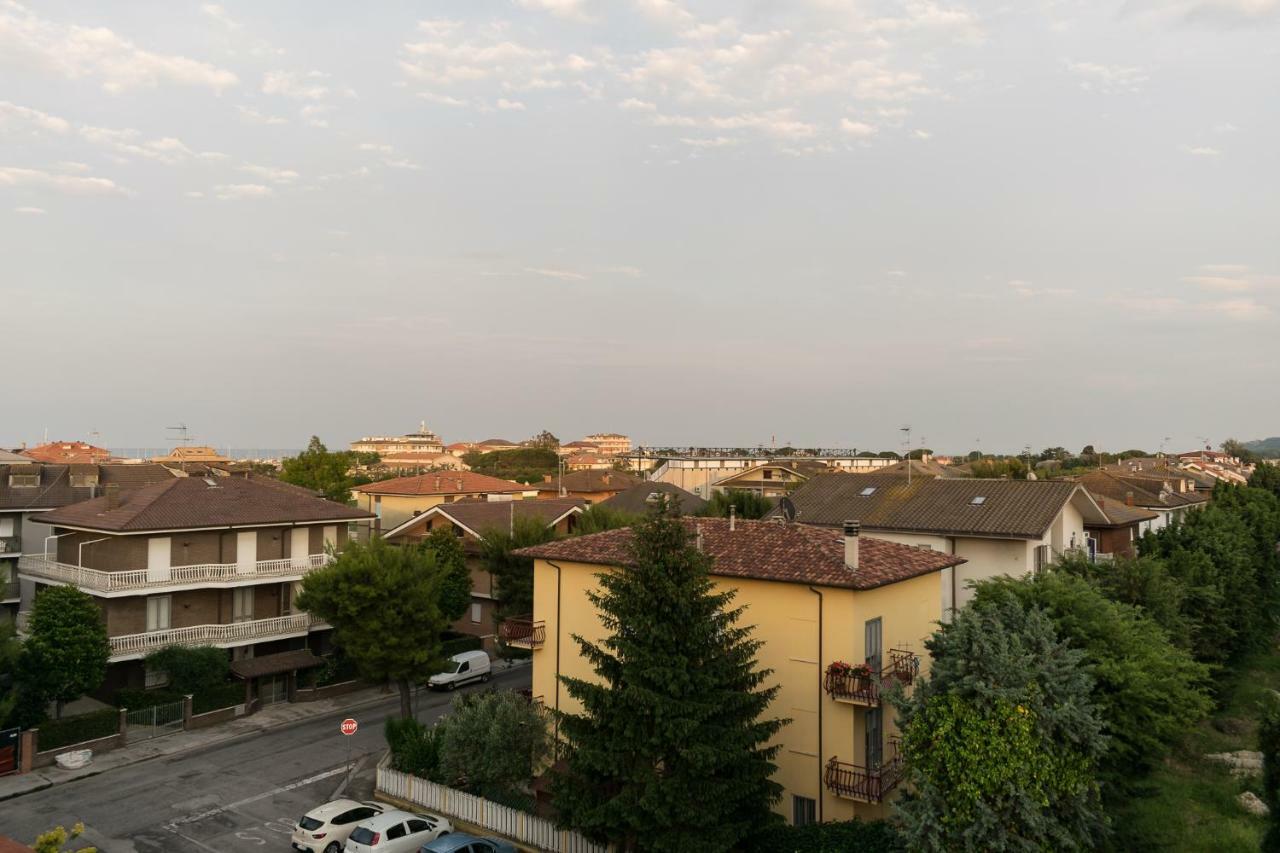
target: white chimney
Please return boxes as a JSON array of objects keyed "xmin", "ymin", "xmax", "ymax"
[
  {"xmin": 729, "ymin": 504, "xmax": 736, "ymax": 532},
  {"xmin": 843, "ymin": 519, "xmax": 860, "ymax": 570}
]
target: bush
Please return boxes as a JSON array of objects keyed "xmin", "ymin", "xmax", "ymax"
[
  {"xmin": 193, "ymin": 683, "xmax": 245, "ymax": 714},
  {"xmin": 441, "ymin": 634, "xmax": 483, "ymax": 658},
  {"xmin": 113, "ymin": 688, "xmax": 184, "ymax": 710},
  {"xmin": 144, "ymin": 645, "xmax": 230, "ymax": 694},
  {"xmin": 304, "ymin": 654, "xmax": 359, "ymax": 688},
  {"xmin": 745, "ymin": 819, "xmax": 904, "ymax": 853},
  {"xmin": 438, "ymin": 690, "xmax": 550, "ymax": 798},
  {"xmin": 38, "ymin": 707, "xmax": 119, "ymax": 751},
  {"xmin": 386, "ymin": 716, "xmax": 446, "ymax": 781}
]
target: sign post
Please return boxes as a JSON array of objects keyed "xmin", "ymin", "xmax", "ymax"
[{"xmin": 341, "ymin": 717, "xmax": 358, "ymax": 784}]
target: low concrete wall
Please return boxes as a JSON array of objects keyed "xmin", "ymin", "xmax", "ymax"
[
  {"xmin": 293, "ymin": 680, "xmax": 363, "ymax": 702},
  {"xmin": 32, "ymin": 731, "xmax": 126, "ymax": 769},
  {"xmin": 185, "ymin": 705, "xmax": 240, "ymax": 730}
]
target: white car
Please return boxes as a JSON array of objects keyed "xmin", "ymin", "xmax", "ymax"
[
  {"xmin": 344, "ymin": 808, "xmax": 453, "ymax": 852},
  {"xmin": 291, "ymin": 799, "xmax": 385, "ymax": 853},
  {"xmin": 427, "ymin": 650, "xmax": 492, "ymax": 691}
]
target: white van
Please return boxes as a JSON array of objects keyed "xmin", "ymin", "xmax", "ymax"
[{"xmin": 427, "ymin": 650, "xmax": 491, "ymax": 691}]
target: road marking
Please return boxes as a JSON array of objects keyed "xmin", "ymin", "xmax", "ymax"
[
  {"xmin": 164, "ymin": 765, "xmax": 347, "ymax": 829},
  {"xmin": 167, "ymin": 827, "xmax": 225, "ymax": 852}
]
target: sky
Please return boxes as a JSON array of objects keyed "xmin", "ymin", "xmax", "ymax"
[{"xmin": 2, "ymin": 0, "xmax": 1278, "ymax": 456}]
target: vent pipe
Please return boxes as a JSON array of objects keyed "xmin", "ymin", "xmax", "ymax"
[
  {"xmin": 729, "ymin": 504, "xmax": 736, "ymax": 532},
  {"xmin": 843, "ymin": 519, "xmax": 860, "ymax": 570}
]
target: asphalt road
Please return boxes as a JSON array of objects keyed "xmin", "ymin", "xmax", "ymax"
[{"xmin": 0, "ymin": 668, "xmax": 531, "ymax": 852}]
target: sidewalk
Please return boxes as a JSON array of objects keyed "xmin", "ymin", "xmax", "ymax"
[{"xmin": 0, "ymin": 658, "xmax": 530, "ymax": 803}]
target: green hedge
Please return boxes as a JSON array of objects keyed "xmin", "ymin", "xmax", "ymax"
[
  {"xmin": 38, "ymin": 708, "xmax": 120, "ymax": 752},
  {"xmin": 744, "ymin": 819, "xmax": 905, "ymax": 853},
  {"xmin": 193, "ymin": 683, "xmax": 245, "ymax": 714},
  {"xmin": 441, "ymin": 635, "xmax": 483, "ymax": 658},
  {"xmin": 114, "ymin": 688, "xmax": 184, "ymax": 710}
]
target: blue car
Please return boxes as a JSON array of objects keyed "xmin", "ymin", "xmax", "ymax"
[{"xmin": 418, "ymin": 832, "xmax": 517, "ymax": 853}]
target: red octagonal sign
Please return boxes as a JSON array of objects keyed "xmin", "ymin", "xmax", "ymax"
[{"xmin": 340, "ymin": 717, "xmax": 358, "ymax": 736}]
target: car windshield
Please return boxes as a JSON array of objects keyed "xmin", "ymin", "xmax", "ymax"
[
  {"xmin": 299, "ymin": 815, "xmax": 324, "ymax": 831},
  {"xmin": 444, "ymin": 660, "xmax": 463, "ymax": 674},
  {"xmin": 349, "ymin": 826, "xmax": 376, "ymax": 845}
]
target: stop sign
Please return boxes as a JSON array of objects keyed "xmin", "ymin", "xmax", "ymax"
[{"xmin": 340, "ymin": 717, "xmax": 358, "ymax": 736}]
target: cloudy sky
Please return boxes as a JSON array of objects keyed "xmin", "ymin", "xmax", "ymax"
[{"xmin": 2, "ymin": 0, "xmax": 1277, "ymax": 454}]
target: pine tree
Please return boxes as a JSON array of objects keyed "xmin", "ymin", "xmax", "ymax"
[{"xmin": 551, "ymin": 507, "xmax": 787, "ymax": 852}]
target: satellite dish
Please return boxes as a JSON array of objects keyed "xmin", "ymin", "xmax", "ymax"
[{"xmin": 779, "ymin": 496, "xmax": 797, "ymax": 523}]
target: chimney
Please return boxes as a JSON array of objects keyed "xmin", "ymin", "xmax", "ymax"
[
  {"xmin": 434, "ymin": 476, "xmax": 442, "ymax": 491},
  {"xmin": 695, "ymin": 524, "xmax": 704, "ymax": 552},
  {"xmin": 543, "ymin": 474, "xmax": 553, "ymax": 483},
  {"xmin": 602, "ymin": 473, "xmax": 610, "ymax": 485},
  {"xmin": 729, "ymin": 504, "xmax": 736, "ymax": 532},
  {"xmin": 104, "ymin": 483, "xmax": 121, "ymax": 510},
  {"xmin": 1125, "ymin": 491, "xmax": 1134, "ymax": 506},
  {"xmin": 843, "ymin": 519, "xmax": 860, "ymax": 570}
]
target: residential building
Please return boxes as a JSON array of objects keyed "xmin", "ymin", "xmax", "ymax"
[
  {"xmin": 353, "ymin": 472, "xmax": 537, "ymax": 532},
  {"xmin": 1083, "ymin": 493, "xmax": 1158, "ymax": 561},
  {"xmin": 597, "ymin": 481, "xmax": 709, "ymax": 516},
  {"xmin": 19, "ymin": 474, "xmax": 372, "ymax": 699},
  {"xmin": 350, "ymin": 422, "xmax": 445, "ymax": 456},
  {"xmin": 771, "ymin": 474, "xmax": 1105, "ymax": 608},
  {"xmin": 1075, "ymin": 470, "xmax": 1207, "ymax": 533},
  {"xmin": 645, "ymin": 454, "xmax": 893, "ymax": 499},
  {"xmin": 535, "ymin": 470, "xmax": 639, "ymax": 504},
  {"xmin": 564, "ymin": 454, "xmax": 612, "ymax": 471},
  {"xmin": 371, "ymin": 453, "xmax": 470, "ymax": 474},
  {"xmin": 582, "ymin": 433, "xmax": 631, "ymax": 456},
  {"xmin": 19, "ymin": 441, "xmax": 113, "ymax": 465},
  {"xmin": 1, "ymin": 461, "xmax": 177, "ymax": 622},
  {"xmin": 148, "ymin": 446, "xmax": 233, "ymax": 465},
  {"xmin": 513, "ymin": 518, "xmax": 965, "ymax": 825},
  {"xmin": 474, "ymin": 438, "xmax": 521, "ymax": 452},
  {"xmin": 444, "ymin": 442, "xmax": 475, "ymax": 457},
  {"xmin": 381, "ymin": 497, "xmax": 584, "ymax": 648},
  {"xmin": 710, "ymin": 461, "xmax": 828, "ymax": 498},
  {"xmin": 557, "ymin": 440, "xmax": 602, "ymax": 457}
]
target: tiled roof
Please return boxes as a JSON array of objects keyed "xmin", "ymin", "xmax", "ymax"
[
  {"xmin": 1086, "ymin": 492, "xmax": 1160, "ymax": 526},
  {"xmin": 19, "ymin": 441, "xmax": 113, "ymax": 464},
  {"xmin": 599, "ymin": 481, "xmax": 709, "ymax": 515},
  {"xmin": 353, "ymin": 471, "xmax": 531, "ymax": 496},
  {"xmin": 0, "ymin": 463, "xmax": 176, "ymax": 511},
  {"xmin": 515, "ymin": 517, "xmax": 964, "ymax": 591},
  {"xmin": 0, "ymin": 450, "xmax": 30, "ymax": 463},
  {"xmin": 536, "ymin": 469, "xmax": 640, "ymax": 493},
  {"xmin": 768, "ymin": 474, "xmax": 1100, "ymax": 538},
  {"xmin": 385, "ymin": 497, "xmax": 585, "ymax": 540},
  {"xmin": 31, "ymin": 475, "xmax": 372, "ymax": 532},
  {"xmin": 873, "ymin": 459, "xmax": 971, "ymax": 479},
  {"xmin": 1076, "ymin": 471, "xmax": 1208, "ymax": 509}
]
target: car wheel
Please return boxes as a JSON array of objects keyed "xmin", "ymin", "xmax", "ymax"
[
  {"xmin": 481, "ymin": 672, "xmax": 490, "ymax": 683},
  {"xmin": 325, "ymin": 843, "xmax": 341, "ymax": 853},
  {"xmin": 447, "ymin": 681, "xmax": 456, "ymax": 691}
]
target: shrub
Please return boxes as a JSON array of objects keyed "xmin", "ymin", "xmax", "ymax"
[
  {"xmin": 1260, "ymin": 691, "xmax": 1280, "ymax": 852},
  {"xmin": 438, "ymin": 690, "xmax": 550, "ymax": 798},
  {"xmin": 144, "ymin": 645, "xmax": 230, "ymax": 694},
  {"xmin": 113, "ymin": 688, "xmax": 183, "ymax": 710},
  {"xmin": 441, "ymin": 635, "xmax": 483, "ymax": 658},
  {"xmin": 745, "ymin": 819, "xmax": 904, "ymax": 853},
  {"xmin": 386, "ymin": 716, "xmax": 447, "ymax": 781},
  {"xmin": 193, "ymin": 683, "xmax": 245, "ymax": 714},
  {"xmin": 38, "ymin": 707, "xmax": 119, "ymax": 751}
]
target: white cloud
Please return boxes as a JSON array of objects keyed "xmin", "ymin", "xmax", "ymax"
[
  {"xmin": 0, "ymin": 166, "xmax": 126, "ymax": 196},
  {"xmin": 524, "ymin": 266, "xmax": 589, "ymax": 280},
  {"xmin": 213, "ymin": 183, "xmax": 274, "ymax": 200},
  {"xmin": 358, "ymin": 143, "xmax": 394, "ymax": 153},
  {"xmin": 839, "ymin": 118, "xmax": 878, "ymax": 138},
  {"xmin": 496, "ymin": 98, "xmax": 527, "ymax": 110},
  {"xmin": 13, "ymin": 206, "xmax": 45, "ymax": 214},
  {"xmin": 1184, "ymin": 264, "xmax": 1279, "ymax": 292},
  {"xmin": 634, "ymin": 0, "xmax": 696, "ymax": 26},
  {"xmin": 618, "ymin": 98, "xmax": 657, "ymax": 112},
  {"xmin": 680, "ymin": 135, "xmax": 738, "ymax": 147},
  {"xmin": 78, "ymin": 125, "xmax": 211, "ymax": 165},
  {"xmin": 200, "ymin": 4, "xmax": 240, "ymax": 30},
  {"xmin": 601, "ymin": 265, "xmax": 643, "ymax": 277},
  {"xmin": 1213, "ymin": 122, "xmax": 1240, "ymax": 133},
  {"xmin": 262, "ymin": 70, "xmax": 330, "ymax": 100},
  {"xmin": 1124, "ymin": 0, "xmax": 1280, "ymax": 26},
  {"xmin": 515, "ymin": 0, "xmax": 592, "ymax": 22},
  {"xmin": 1211, "ymin": 298, "xmax": 1271, "ymax": 320},
  {"xmin": 0, "ymin": 100, "xmax": 71, "ymax": 133},
  {"xmin": 56, "ymin": 161, "xmax": 90, "ymax": 172},
  {"xmin": 184, "ymin": 191, "xmax": 204, "ymax": 198},
  {"xmin": 1182, "ymin": 145, "xmax": 1221, "ymax": 156},
  {"xmin": 237, "ymin": 105, "xmax": 287, "ymax": 125},
  {"xmin": 383, "ymin": 158, "xmax": 423, "ymax": 170},
  {"xmin": 240, "ymin": 164, "xmax": 300, "ymax": 183},
  {"xmin": 417, "ymin": 91, "xmax": 470, "ymax": 107},
  {"xmin": 1066, "ymin": 61, "xmax": 1148, "ymax": 94},
  {"xmin": 299, "ymin": 104, "xmax": 334, "ymax": 127},
  {"xmin": 0, "ymin": 4, "xmax": 237, "ymax": 93},
  {"xmin": 912, "ymin": 129, "xmax": 932, "ymax": 139}
]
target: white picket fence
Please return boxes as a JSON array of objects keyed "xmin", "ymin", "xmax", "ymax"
[{"xmin": 376, "ymin": 756, "xmax": 608, "ymax": 853}]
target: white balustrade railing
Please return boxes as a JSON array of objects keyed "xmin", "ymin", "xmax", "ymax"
[
  {"xmin": 110, "ymin": 613, "xmax": 316, "ymax": 657},
  {"xmin": 18, "ymin": 553, "xmax": 328, "ymax": 594}
]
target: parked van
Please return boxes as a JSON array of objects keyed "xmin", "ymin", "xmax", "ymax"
[{"xmin": 427, "ymin": 650, "xmax": 491, "ymax": 691}]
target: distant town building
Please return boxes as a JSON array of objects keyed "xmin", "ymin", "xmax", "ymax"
[
  {"xmin": 535, "ymin": 469, "xmax": 639, "ymax": 504},
  {"xmin": 350, "ymin": 422, "xmax": 444, "ymax": 456},
  {"xmin": 19, "ymin": 440, "xmax": 113, "ymax": 465},
  {"xmin": 583, "ymin": 433, "xmax": 631, "ymax": 456},
  {"xmin": 352, "ymin": 471, "xmax": 537, "ymax": 532},
  {"xmin": 149, "ymin": 446, "xmax": 233, "ymax": 465}
]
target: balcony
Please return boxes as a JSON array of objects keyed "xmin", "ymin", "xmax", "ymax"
[
  {"xmin": 499, "ymin": 617, "xmax": 546, "ymax": 649},
  {"xmin": 18, "ymin": 553, "xmax": 329, "ymax": 597},
  {"xmin": 823, "ymin": 649, "xmax": 920, "ymax": 706},
  {"xmin": 109, "ymin": 613, "xmax": 317, "ymax": 660},
  {"xmin": 824, "ymin": 741, "xmax": 905, "ymax": 803},
  {"xmin": 0, "ymin": 536, "xmax": 20, "ymax": 556},
  {"xmin": 1, "ymin": 580, "xmax": 18, "ymax": 603}
]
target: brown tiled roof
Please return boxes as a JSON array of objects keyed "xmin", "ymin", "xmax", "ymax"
[
  {"xmin": 230, "ymin": 649, "xmax": 322, "ymax": 679},
  {"xmin": 0, "ymin": 449, "xmax": 30, "ymax": 463},
  {"xmin": 599, "ymin": 482, "xmax": 709, "ymax": 515},
  {"xmin": 873, "ymin": 459, "xmax": 971, "ymax": 479},
  {"xmin": 31, "ymin": 475, "xmax": 372, "ymax": 532},
  {"xmin": 353, "ymin": 471, "xmax": 530, "ymax": 496},
  {"xmin": 386, "ymin": 497, "xmax": 585, "ymax": 540},
  {"xmin": 1076, "ymin": 471, "xmax": 1207, "ymax": 509},
  {"xmin": 20, "ymin": 441, "xmax": 113, "ymax": 464},
  {"xmin": 516, "ymin": 517, "xmax": 963, "ymax": 591},
  {"xmin": 0, "ymin": 463, "xmax": 176, "ymax": 510},
  {"xmin": 1086, "ymin": 493, "xmax": 1160, "ymax": 527},
  {"xmin": 769, "ymin": 474, "xmax": 1100, "ymax": 538},
  {"xmin": 536, "ymin": 469, "xmax": 640, "ymax": 493}
]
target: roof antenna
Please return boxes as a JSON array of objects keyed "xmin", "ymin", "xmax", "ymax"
[{"xmin": 900, "ymin": 425, "xmax": 912, "ymax": 485}]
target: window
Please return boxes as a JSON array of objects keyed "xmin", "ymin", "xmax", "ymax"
[
  {"xmin": 866, "ymin": 707, "xmax": 884, "ymax": 768},
  {"xmin": 471, "ymin": 603, "xmax": 482, "ymax": 624},
  {"xmin": 407, "ymin": 819, "xmax": 431, "ymax": 834},
  {"xmin": 233, "ymin": 587, "xmax": 254, "ymax": 623},
  {"xmin": 859, "ymin": 486, "xmax": 877, "ymax": 496},
  {"xmin": 792, "ymin": 795, "xmax": 816, "ymax": 826},
  {"xmin": 970, "ymin": 496, "xmax": 987, "ymax": 506},
  {"xmin": 762, "ymin": 469, "xmax": 773, "ymax": 479},
  {"xmin": 146, "ymin": 595, "xmax": 171, "ymax": 632},
  {"xmin": 70, "ymin": 472, "xmax": 99, "ymax": 488},
  {"xmin": 1034, "ymin": 544, "xmax": 1050, "ymax": 573},
  {"xmin": 8, "ymin": 474, "xmax": 37, "ymax": 488},
  {"xmin": 458, "ymin": 661, "xmax": 469, "ymax": 673},
  {"xmin": 386, "ymin": 822, "xmax": 407, "ymax": 840}
]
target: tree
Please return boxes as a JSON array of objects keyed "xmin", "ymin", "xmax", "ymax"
[
  {"xmin": 297, "ymin": 537, "xmax": 449, "ymax": 717},
  {"xmin": 1056, "ymin": 553, "xmax": 1193, "ymax": 651},
  {"xmin": 1251, "ymin": 463, "xmax": 1280, "ymax": 498},
  {"xmin": 893, "ymin": 596, "xmax": 1107, "ymax": 850},
  {"xmin": 552, "ymin": 507, "xmax": 787, "ymax": 852},
  {"xmin": 34, "ymin": 823, "xmax": 95, "ymax": 853},
  {"xmin": 22, "ymin": 586, "xmax": 110, "ymax": 719},
  {"xmin": 480, "ymin": 517, "xmax": 559, "ymax": 625},
  {"xmin": 702, "ymin": 489, "xmax": 773, "ymax": 520},
  {"xmin": 463, "ymin": 448, "xmax": 559, "ymax": 484},
  {"xmin": 527, "ymin": 430, "xmax": 560, "ymax": 450},
  {"xmin": 280, "ymin": 436, "xmax": 357, "ymax": 503},
  {"xmin": 438, "ymin": 690, "xmax": 551, "ymax": 799},
  {"xmin": 0, "ymin": 621, "xmax": 21, "ymax": 726},
  {"xmin": 1260, "ymin": 691, "xmax": 1280, "ymax": 852},
  {"xmin": 421, "ymin": 528, "xmax": 473, "ymax": 622},
  {"xmin": 574, "ymin": 505, "xmax": 642, "ymax": 535},
  {"xmin": 1221, "ymin": 438, "xmax": 1259, "ymax": 465},
  {"xmin": 143, "ymin": 646, "xmax": 229, "ymax": 694}
]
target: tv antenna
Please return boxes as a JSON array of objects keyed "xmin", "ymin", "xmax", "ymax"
[
  {"xmin": 168, "ymin": 423, "xmax": 193, "ymax": 448},
  {"xmin": 900, "ymin": 425, "xmax": 912, "ymax": 484}
]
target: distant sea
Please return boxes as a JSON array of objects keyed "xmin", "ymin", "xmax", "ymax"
[{"xmin": 109, "ymin": 448, "xmax": 303, "ymax": 461}]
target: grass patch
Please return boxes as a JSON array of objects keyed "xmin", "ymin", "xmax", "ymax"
[{"xmin": 1108, "ymin": 647, "xmax": 1278, "ymax": 851}]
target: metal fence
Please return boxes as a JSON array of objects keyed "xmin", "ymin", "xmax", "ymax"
[
  {"xmin": 125, "ymin": 700, "xmax": 184, "ymax": 742},
  {"xmin": 377, "ymin": 757, "xmax": 609, "ymax": 853}
]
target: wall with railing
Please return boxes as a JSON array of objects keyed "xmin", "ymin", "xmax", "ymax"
[{"xmin": 18, "ymin": 553, "xmax": 328, "ymax": 595}]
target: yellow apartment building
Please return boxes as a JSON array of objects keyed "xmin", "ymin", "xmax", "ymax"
[{"xmin": 512, "ymin": 516, "xmax": 964, "ymax": 826}]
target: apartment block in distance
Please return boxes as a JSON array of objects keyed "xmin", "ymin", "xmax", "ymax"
[{"xmin": 19, "ymin": 474, "xmax": 372, "ymax": 700}]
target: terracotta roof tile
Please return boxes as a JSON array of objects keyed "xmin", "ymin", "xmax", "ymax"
[
  {"xmin": 598, "ymin": 482, "xmax": 708, "ymax": 515},
  {"xmin": 353, "ymin": 471, "xmax": 531, "ymax": 496},
  {"xmin": 536, "ymin": 469, "xmax": 639, "ymax": 493},
  {"xmin": 515, "ymin": 517, "xmax": 963, "ymax": 591}
]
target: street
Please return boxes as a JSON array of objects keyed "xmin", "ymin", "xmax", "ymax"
[{"xmin": 0, "ymin": 668, "xmax": 530, "ymax": 852}]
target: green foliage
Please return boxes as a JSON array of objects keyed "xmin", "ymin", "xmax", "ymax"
[
  {"xmin": 744, "ymin": 818, "xmax": 903, "ymax": 853},
  {"xmin": 22, "ymin": 585, "xmax": 110, "ymax": 718},
  {"xmin": 193, "ymin": 683, "xmax": 245, "ymax": 714},
  {"xmin": 552, "ymin": 507, "xmax": 787, "ymax": 852},
  {"xmin": 438, "ymin": 690, "xmax": 551, "ymax": 798},
  {"xmin": 302, "ymin": 652, "xmax": 359, "ymax": 688},
  {"xmin": 37, "ymin": 707, "xmax": 120, "ymax": 751},
  {"xmin": 527, "ymin": 430, "xmax": 560, "ymax": 450},
  {"xmin": 967, "ymin": 457, "xmax": 1029, "ymax": 479},
  {"xmin": 386, "ymin": 715, "xmax": 447, "ymax": 780},
  {"xmin": 1056, "ymin": 552, "xmax": 1194, "ymax": 650},
  {"xmin": 1251, "ymin": 463, "xmax": 1280, "ymax": 498},
  {"xmin": 34, "ymin": 822, "xmax": 95, "ymax": 853},
  {"xmin": 441, "ymin": 633, "xmax": 484, "ymax": 657},
  {"xmin": 422, "ymin": 528, "xmax": 473, "ymax": 622},
  {"xmin": 280, "ymin": 436, "xmax": 359, "ymax": 503},
  {"xmin": 893, "ymin": 595, "xmax": 1107, "ymax": 851},
  {"xmin": 462, "ymin": 448, "xmax": 558, "ymax": 484},
  {"xmin": 1261, "ymin": 691, "xmax": 1280, "ymax": 852},
  {"xmin": 297, "ymin": 536, "xmax": 450, "ymax": 717},
  {"xmin": 0, "ymin": 620, "xmax": 21, "ymax": 726},
  {"xmin": 702, "ymin": 488, "xmax": 774, "ymax": 520},
  {"xmin": 574, "ymin": 504, "xmax": 641, "ymax": 535},
  {"xmin": 144, "ymin": 645, "xmax": 229, "ymax": 695},
  {"xmin": 1221, "ymin": 438, "xmax": 1259, "ymax": 465},
  {"xmin": 480, "ymin": 516, "xmax": 559, "ymax": 623},
  {"xmin": 113, "ymin": 688, "xmax": 182, "ymax": 709},
  {"xmin": 971, "ymin": 573, "xmax": 1212, "ymax": 785}
]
